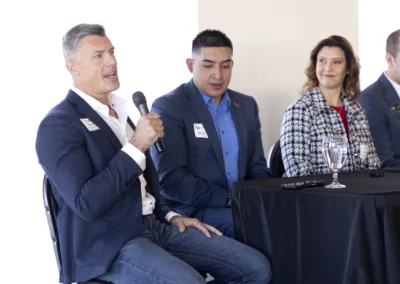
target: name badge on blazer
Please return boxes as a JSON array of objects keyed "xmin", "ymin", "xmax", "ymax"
[
  {"xmin": 194, "ymin": 123, "xmax": 208, "ymax": 138},
  {"xmin": 391, "ymin": 105, "xmax": 400, "ymax": 112},
  {"xmin": 360, "ymin": 143, "xmax": 368, "ymax": 162},
  {"xmin": 80, "ymin": 118, "xmax": 100, "ymax": 131}
]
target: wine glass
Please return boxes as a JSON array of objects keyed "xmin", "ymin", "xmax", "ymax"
[{"xmin": 321, "ymin": 135, "xmax": 348, "ymax": 188}]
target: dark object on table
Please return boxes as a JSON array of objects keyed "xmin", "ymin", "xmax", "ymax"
[
  {"xmin": 369, "ymin": 168, "xmax": 385, "ymax": 177},
  {"xmin": 281, "ymin": 180, "xmax": 325, "ymax": 189}
]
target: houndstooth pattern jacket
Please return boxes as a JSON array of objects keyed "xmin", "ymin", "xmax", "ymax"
[{"xmin": 280, "ymin": 87, "xmax": 380, "ymax": 177}]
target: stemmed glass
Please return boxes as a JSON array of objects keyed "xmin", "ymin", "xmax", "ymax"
[{"xmin": 321, "ymin": 135, "xmax": 348, "ymax": 188}]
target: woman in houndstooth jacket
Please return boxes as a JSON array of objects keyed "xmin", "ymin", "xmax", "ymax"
[{"xmin": 280, "ymin": 35, "xmax": 380, "ymax": 177}]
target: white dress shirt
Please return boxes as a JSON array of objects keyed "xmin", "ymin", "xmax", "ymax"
[
  {"xmin": 72, "ymin": 87, "xmax": 179, "ymax": 222},
  {"xmin": 384, "ymin": 71, "xmax": 400, "ymax": 98}
]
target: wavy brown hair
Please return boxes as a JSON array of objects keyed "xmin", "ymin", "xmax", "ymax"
[{"xmin": 302, "ymin": 35, "xmax": 360, "ymax": 101}]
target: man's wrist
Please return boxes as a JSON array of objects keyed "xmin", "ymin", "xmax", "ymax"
[
  {"xmin": 166, "ymin": 211, "xmax": 181, "ymax": 223},
  {"xmin": 129, "ymin": 135, "xmax": 147, "ymax": 153}
]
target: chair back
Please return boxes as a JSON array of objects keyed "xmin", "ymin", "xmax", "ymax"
[
  {"xmin": 42, "ymin": 174, "xmax": 62, "ymax": 273},
  {"xmin": 267, "ymin": 140, "xmax": 285, "ymax": 178},
  {"xmin": 43, "ymin": 175, "xmax": 112, "ymax": 284}
]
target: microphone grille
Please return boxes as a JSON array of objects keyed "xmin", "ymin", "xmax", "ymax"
[{"xmin": 132, "ymin": 91, "xmax": 146, "ymax": 107}]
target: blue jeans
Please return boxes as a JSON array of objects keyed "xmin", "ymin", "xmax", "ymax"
[
  {"xmin": 192, "ymin": 207, "xmax": 235, "ymax": 238},
  {"xmin": 98, "ymin": 214, "xmax": 272, "ymax": 284}
]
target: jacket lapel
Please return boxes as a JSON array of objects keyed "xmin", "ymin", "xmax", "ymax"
[
  {"xmin": 310, "ymin": 87, "xmax": 346, "ymax": 136},
  {"xmin": 310, "ymin": 88, "xmax": 339, "ymax": 134},
  {"xmin": 228, "ymin": 91, "xmax": 247, "ymax": 181},
  {"xmin": 185, "ymin": 80, "xmax": 225, "ymax": 174},
  {"xmin": 343, "ymin": 96, "xmax": 362, "ymax": 132},
  {"xmin": 379, "ymin": 73, "xmax": 400, "ymax": 123},
  {"xmin": 66, "ymin": 90, "xmax": 122, "ymax": 150}
]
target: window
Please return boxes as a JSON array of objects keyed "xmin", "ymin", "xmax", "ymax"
[
  {"xmin": 359, "ymin": 0, "xmax": 400, "ymax": 89},
  {"xmin": 0, "ymin": 1, "xmax": 197, "ymax": 282}
]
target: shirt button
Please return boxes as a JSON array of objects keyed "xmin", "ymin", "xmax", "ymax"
[
  {"xmin": 225, "ymin": 151, "xmax": 228, "ymax": 155},
  {"xmin": 222, "ymin": 131, "xmax": 225, "ymax": 134},
  {"xmin": 228, "ymin": 172, "xmax": 231, "ymax": 175}
]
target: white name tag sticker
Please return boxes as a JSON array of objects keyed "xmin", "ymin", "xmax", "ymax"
[
  {"xmin": 360, "ymin": 144, "xmax": 368, "ymax": 162},
  {"xmin": 80, "ymin": 118, "xmax": 100, "ymax": 131},
  {"xmin": 194, "ymin": 123, "xmax": 208, "ymax": 138}
]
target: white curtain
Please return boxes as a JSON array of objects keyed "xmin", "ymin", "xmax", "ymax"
[{"xmin": 0, "ymin": 1, "xmax": 197, "ymax": 282}]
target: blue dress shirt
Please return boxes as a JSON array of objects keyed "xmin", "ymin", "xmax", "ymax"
[{"xmin": 199, "ymin": 91, "xmax": 239, "ymax": 189}]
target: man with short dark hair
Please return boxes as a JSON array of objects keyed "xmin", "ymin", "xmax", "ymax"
[
  {"xmin": 36, "ymin": 23, "xmax": 272, "ymax": 284},
  {"xmin": 360, "ymin": 29, "xmax": 400, "ymax": 167},
  {"xmin": 150, "ymin": 29, "xmax": 271, "ymax": 239}
]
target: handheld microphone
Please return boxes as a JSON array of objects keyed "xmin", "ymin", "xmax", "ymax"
[{"xmin": 132, "ymin": 91, "xmax": 165, "ymax": 153}]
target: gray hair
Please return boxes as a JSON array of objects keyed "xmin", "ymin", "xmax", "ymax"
[
  {"xmin": 387, "ymin": 29, "xmax": 400, "ymax": 58},
  {"xmin": 62, "ymin": 23, "xmax": 106, "ymax": 60}
]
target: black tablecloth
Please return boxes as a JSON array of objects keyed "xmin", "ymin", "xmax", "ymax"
[{"xmin": 232, "ymin": 171, "xmax": 400, "ymax": 284}]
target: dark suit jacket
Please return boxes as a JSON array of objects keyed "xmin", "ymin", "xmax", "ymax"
[
  {"xmin": 150, "ymin": 80, "xmax": 271, "ymax": 217},
  {"xmin": 360, "ymin": 73, "xmax": 400, "ymax": 167},
  {"xmin": 35, "ymin": 90, "xmax": 168, "ymax": 283}
]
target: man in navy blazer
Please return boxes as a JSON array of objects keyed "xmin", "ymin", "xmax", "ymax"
[
  {"xmin": 360, "ymin": 29, "xmax": 400, "ymax": 167},
  {"xmin": 36, "ymin": 24, "xmax": 272, "ymax": 284},
  {"xmin": 150, "ymin": 30, "xmax": 271, "ymax": 238}
]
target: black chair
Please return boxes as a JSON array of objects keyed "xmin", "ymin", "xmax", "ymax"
[
  {"xmin": 42, "ymin": 174, "xmax": 111, "ymax": 284},
  {"xmin": 267, "ymin": 140, "xmax": 285, "ymax": 178}
]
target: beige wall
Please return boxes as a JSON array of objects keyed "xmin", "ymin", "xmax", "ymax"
[{"xmin": 198, "ymin": 0, "xmax": 359, "ymax": 152}]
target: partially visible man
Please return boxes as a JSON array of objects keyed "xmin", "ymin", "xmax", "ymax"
[
  {"xmin": 35, "ymin": 23, "xmax": 272, "ymax": 284},
  {"xmin": 150, "ymin": 29, "xmax": 271, "ymax": 239},
  {"xmin": 360, "ymin": 29, "xmax": 400, "ymax": 167}
]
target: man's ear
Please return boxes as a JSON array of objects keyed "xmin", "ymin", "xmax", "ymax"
[
  {"xmin": 186, "ymin": 58, "xmax": 194, "ymax": 73},
  {"xmin": 386, "ymin": 53, "xmax": 394, "ymax": 68},
  {"xmin": 66, "ymin": 60, "xmax": 79, "ymax": 76}
]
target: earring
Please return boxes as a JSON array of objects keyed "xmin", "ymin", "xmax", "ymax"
[{"xmin": 346, "ymin": 71, "xmax": 350, "ymax": 75}]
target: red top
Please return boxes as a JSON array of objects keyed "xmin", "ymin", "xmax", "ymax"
[{"xmin": 331, "ymin": 106, "xmax": 349, "ymax": 138}]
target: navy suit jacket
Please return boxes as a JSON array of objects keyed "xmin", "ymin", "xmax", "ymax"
[
  {"xmin": 360, "ymin": 73, "xmax": 400, "ymax": 167},
  {"xmin": 35, "ymin": 90, "xmax": 169, "ymax": 283},
  {"xmin": 150, "ymin": 80, "xmax": 271, "ymax": 217}
]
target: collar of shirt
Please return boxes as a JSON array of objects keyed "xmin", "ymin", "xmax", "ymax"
[
  {"xmin": 199, "ymin": 90, "xmax": 231, "ymax": 111},
  {"xmin": 384, "ymin": 72, "xmax": 400, "ymax": 98},
  {"xmin": 71, "ymin": 87, "xmax": 128, "ymax": 119}
]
